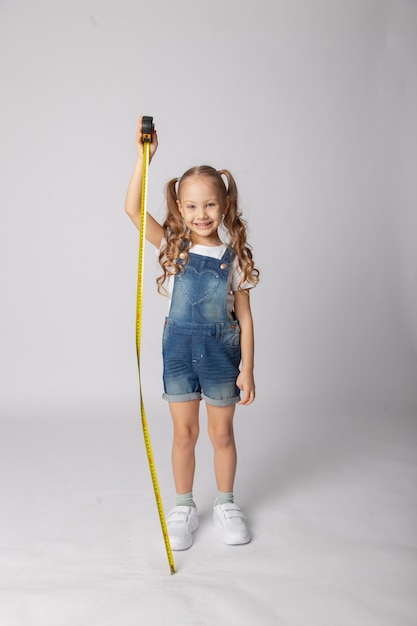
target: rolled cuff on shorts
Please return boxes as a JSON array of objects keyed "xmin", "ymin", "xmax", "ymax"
[
  {"xmin": 162, "ymin": 391, "xmax": 202, "ymax": 403},
  {"xmin": 202, "ymin": 392, "xmax": 240, "ymax": 407},
  {"xmin": 162, "ymin": 391, "xmax": 240, "ymax": 406}
]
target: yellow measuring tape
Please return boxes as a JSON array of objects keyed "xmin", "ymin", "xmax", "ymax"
[{"xmin": 136, "ymin": 116, "xmax": 176, "ymax": 575}]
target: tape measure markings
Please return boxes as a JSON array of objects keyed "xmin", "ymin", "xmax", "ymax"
[{"xmin": 136, "ymin": 120, "xmax": 176, "ymax": 575}]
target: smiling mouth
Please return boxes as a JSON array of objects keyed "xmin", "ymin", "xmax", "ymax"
[{"xmin": 194, "ymin": 221, "xmax": 212, "ymax": 228}]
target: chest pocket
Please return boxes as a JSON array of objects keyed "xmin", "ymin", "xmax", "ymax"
[{"xmin": 178, "ymin": 266, "xmax": 220, "ymax": 306}]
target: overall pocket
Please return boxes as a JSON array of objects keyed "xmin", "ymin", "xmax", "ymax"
[{"xmin": 220, "ymin": 322, "xmax": 241, "ymax": 348}]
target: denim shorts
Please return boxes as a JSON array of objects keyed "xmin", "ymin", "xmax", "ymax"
[{"xmin": 162, "ymin": 318, "xmax": 241, "ymax": 406}]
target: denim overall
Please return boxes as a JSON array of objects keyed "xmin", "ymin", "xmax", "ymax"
[{"xmin": 162, "ymin": 247, "xmax": 241, "ymax": 406}]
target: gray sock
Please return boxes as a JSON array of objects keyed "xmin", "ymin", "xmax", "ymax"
[
  {"xmin": 176, "ymin": 491, "xmax": 196, "ymax": 508},
  {"xmin": 215, "ymin": 490, "xmax": 234, "ymax": 506}
]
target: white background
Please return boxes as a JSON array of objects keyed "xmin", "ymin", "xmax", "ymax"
[{"xmin": 1, "ymin": 1, "xmax": 416, "ymax": 624}]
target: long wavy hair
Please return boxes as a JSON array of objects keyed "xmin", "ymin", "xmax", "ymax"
[{"xmin": 157, "ymin": 165, "xmax": 259, "ymax": 295}]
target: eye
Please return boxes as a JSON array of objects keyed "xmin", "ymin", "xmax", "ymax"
[
  {"xmin": 207, "ymin": 202, "xmax": 216, "ymax": 208},
  {"xmin": 186, "ymin": 204, "xmax": 195, "ymax": 210}
]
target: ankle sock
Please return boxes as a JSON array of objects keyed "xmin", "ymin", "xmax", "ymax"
[
  {"xmin": 215, "ymin": 490, "xmax": 234, "ymax": 506},
  {"xmin": 176, "ymin": 491, "xmax": 196, "ymax": 508}
]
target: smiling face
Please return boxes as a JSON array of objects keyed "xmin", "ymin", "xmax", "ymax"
[{"xmin": 177, "ymin": 175, "xmax": 228, "ymax": 246}]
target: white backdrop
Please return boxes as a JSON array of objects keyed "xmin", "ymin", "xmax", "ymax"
[
  {"xmin": 1, "ymin": 0, "xmax": 416, "ymax": 419},
  {"xmin": 1, "ymin": 2, "xmax": 417, "ymax": 625}
]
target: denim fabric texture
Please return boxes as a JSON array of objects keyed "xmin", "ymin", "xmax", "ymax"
[{"xmin": 162, "ymin": 248, "xmax": 241, "ymax": 406}]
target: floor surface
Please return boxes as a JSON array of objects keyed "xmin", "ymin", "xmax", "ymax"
[{"xmin": 1, "ymin": 405, "xmax": 416, "ymax": 625}]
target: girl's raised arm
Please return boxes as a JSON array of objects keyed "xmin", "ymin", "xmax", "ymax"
[{"xmin": 125, "ymin": 116, "xmax": 164, "ymax": 249}]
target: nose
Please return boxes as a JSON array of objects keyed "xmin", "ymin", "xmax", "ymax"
[{"xmin": 196, "ymin": 205, "xmax": 207, "ymax": 218}]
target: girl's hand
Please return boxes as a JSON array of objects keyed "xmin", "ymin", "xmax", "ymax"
[
  {"xmin": 135, "ymin": 115, "xmax": 158, "ymax": 161},
  {"xmin": 237, "ymin": 370, "xmax": 255, "ymax": 405}
]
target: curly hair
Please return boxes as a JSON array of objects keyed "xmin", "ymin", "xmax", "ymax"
[{"xmin": 157, "ymin": 165, "xmax": 259, "ymax": 295}]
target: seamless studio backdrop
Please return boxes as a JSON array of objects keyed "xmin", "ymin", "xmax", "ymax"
[{"xmin": 0, "ymin": 1, "xmax": 416, "ymax": 625}]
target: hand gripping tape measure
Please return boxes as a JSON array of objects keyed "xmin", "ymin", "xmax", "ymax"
[{"xmin": 136, "ymin": 116, "xmax": 176, "ymax": 575}]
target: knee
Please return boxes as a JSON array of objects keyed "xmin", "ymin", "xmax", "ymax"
[
  {"xmin": 208, "ymin": 427, "xmax": 234, "ymax": 449},
  {"xmin": 173, "ymin": 425, "xmax": 199, "ymax": 449}
]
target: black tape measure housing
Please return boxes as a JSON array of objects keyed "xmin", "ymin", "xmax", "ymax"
[{"xmin": 142, "ymin": 116, "xmax": 154, "ymax": 143}]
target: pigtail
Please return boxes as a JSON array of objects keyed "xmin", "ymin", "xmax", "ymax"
[
  {"xmin": 156, "ymin": 177, "xmax": 191, "ymax": 295},
  {"xmin": 219, "ymin": 169, "xmax": 259, "ymax": 289}
]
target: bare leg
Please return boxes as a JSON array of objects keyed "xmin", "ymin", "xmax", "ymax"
[
  {"xmin": 207, "ymin": 403, "xmax": 237, "ymax": 492},
  {"xmin": 169, "ymin": 400, "xmax": 200, "ymax": 494}
]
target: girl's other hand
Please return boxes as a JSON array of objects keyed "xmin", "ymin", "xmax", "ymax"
[
  {"xmin": 236, "ymin": 370, "xmax": 255, "ymax": 405},
  {"xmin": 136, "ymin": 115, "xmax": 158, "ymax": 161}
]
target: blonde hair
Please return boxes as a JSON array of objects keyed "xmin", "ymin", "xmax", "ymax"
[{"xmin": 157, "ymin": 165, "xmax": 259, "ymax": 295}]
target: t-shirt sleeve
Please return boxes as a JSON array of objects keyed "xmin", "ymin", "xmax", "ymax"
[{"xmin": 231, "ymin": 257, "xmax": 255, "ymax": 291}]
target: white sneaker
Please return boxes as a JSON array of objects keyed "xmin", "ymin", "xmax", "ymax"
[
  {"xmin": 167, "ymin": 506, "xmax": 199, "ymax": 551},
  {"xmin": 213, "ymin": 503, "xmax": 251, "ymax": 545}
]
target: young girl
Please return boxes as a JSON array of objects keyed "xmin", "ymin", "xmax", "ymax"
[{"xmin": 125, "ymin": 117, "xmax": 259, "ymax": 550}]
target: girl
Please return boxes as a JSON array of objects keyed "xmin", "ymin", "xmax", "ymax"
[{"xmin": 125, "ymin": 117, "xmax": 259, "ymax": 550}]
